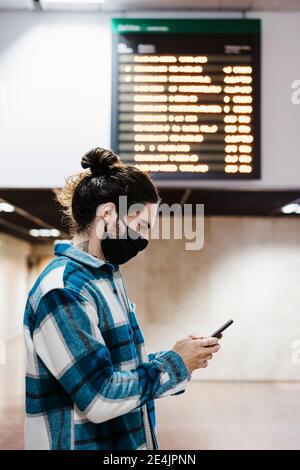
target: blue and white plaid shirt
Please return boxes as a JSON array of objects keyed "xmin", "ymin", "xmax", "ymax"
[{"xmin": 24, "ymin": 241, "xmax": 190, "ymax": 450}]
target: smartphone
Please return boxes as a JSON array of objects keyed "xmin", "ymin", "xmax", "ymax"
[{"xmin": 210, "ymin": 319, "xmax": 234, "ymax": 339}]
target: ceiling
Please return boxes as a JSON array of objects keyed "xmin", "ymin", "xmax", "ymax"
[
  {"xmin": 0, "ymin": 188, "xmax": 299, "ymax": 243},
  {"xmin": 101, "ymin": 0, "xmax": 300, "ymax": 11},
  {"xmin": 1, "ymin": 0, "xmax": 300, "ymax": 11}
]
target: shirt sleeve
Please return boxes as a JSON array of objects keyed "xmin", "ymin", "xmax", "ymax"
[
  {"xmin": 148, "ymin": 352, "xmax": 190, "ymax": 396},
  {"xmin": 33, "ymin": 288, "xmax": 190, "ymax": 424}
]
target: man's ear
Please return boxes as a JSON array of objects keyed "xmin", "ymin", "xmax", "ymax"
[
  {"xmin": 96, "ymin": 202, "xmax": 117, "ymax": 224},
  {"xmin": 95, "ymin": 202, "xmax": 117, "ymax": 240}
]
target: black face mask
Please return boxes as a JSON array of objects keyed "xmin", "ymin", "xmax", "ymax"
[{"xmin": 101, "ymin": 219, "xmax": 148, "ymax": 265}]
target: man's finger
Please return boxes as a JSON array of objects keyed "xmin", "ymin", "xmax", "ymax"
[
  {"xmin": 202, "ymin": 344, "xmax": 220, "ymax": 354},
  {"xmin": 188, "ymin": 333, "xmax": 203, "ymax": 340},
  {"xmin": 199, "ymin": 337, "xmax": 219, "ymax": 347}
]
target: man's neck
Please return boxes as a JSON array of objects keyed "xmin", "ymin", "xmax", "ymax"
[{"xmin": 72, "ymin": 233, "xmax": 105, "ymax": 261}]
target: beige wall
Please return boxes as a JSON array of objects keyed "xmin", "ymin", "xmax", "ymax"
[
  {"xmin": 1, "ymin": 215, "xmax": 300, "ymax": 408},
  {"xmin": 123, "ymin": 217, "xmax": 300, "ymax": 381},
  {"xmin": 0, "ymin": 233, "xmax": 31, "ymax": 406}
]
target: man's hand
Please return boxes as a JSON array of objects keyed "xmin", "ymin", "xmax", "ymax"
[{"xmin": 172, "ymin": 334, "xmax": 221, "ymax": 374}]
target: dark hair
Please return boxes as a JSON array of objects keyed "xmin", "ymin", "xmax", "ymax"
[{"xmin": 56, "ymin": 147, "xmax": 159, "ymax": 234}]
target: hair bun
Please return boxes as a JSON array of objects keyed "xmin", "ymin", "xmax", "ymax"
[{"xmin": 81, "ymin": 147, "xmax": 120, "ymax": 176}]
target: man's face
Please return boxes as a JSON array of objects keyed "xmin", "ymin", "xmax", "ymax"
[
  {"xmin": 124, "ymin": 203, "xmax": 158, "ymax": 240},
  {"xmin": 96, "ymin": 201, "xmax": 158, "ymax": 241}
]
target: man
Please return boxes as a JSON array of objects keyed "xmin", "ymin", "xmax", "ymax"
[{"xmin": 24, "ymin": 148, "xmax": 220, "ymax": 450}]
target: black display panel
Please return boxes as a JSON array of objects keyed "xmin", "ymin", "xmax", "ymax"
[{"xmin": 111, "ymin": 19, "xmax": 261, "ymax": 180}]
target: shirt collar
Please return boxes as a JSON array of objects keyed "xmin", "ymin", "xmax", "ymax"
[{"xmin": 54, "ymin": 240, "xmax": 118, "ymax": 271}]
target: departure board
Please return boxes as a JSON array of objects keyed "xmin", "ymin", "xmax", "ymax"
[{"xmin": 111, "ymin": 19, "xmax": 261, "ymax": 180}]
